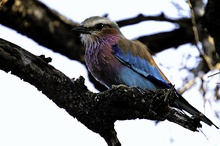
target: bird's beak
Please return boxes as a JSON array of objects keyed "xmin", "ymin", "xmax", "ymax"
[{"xmin": 72, "ymin": 26, "xmax": 91, "ymax": 34}]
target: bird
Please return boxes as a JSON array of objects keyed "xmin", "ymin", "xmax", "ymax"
[{"xmin": 72, "ymin": 16, "xmax": 219, "ymax": 129}]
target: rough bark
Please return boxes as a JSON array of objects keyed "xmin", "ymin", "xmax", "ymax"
[{"xmin": 0, "ymin": 38, "xmax": 204, "ymax": 146}]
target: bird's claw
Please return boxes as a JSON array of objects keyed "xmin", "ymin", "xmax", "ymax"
[
  {"xmin": 111, "ymin": 84, "xmax": 128, "ymax": 89},
  {"xmin": 164, "ymin": 84, "xmax": 175, "ymax": 103}
]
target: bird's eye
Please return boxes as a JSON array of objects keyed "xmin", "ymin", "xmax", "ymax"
[{"xmin": 95, "ymin": 23, "xmax": 110, "ymax": 30}]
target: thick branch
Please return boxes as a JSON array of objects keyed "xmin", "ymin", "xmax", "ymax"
[
  {"xmin": 0, "ymin": 38, "xmax": 204, "ymax": 146},
  {"xmin": 117, "ymin": 13, "xmax": 190, "ymax": 27},
  {"xmin": 137, "ymin": 27, "xmax": 195, "ymax": 54},
  {"xmin": 0, "ymin": 0, "xmax": 85, "ymax": 62},
  {"xmin": 202, "ymin": 0, "xmax": 220, "ymax": 56}
]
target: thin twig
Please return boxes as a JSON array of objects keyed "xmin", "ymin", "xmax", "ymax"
[
  {"xmin": 179, "ymin": 74, "xmax": 204, "ymax": 94},
  {"xmin": 208, "ymin": 72, "xmax": 220, "ymax": 78},
  {"xmin": 179, "ymin": 78, "xmax": 196, "ymax": 94}
]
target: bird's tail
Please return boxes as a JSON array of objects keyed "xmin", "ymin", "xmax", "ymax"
[{"xmin": 173, "ymin": 92, "xmax": 219, "ymax": 129}]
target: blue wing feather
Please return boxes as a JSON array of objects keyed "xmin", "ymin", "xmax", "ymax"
[
  {"xmin": 112, "ymin": 42, "xmax": 218, "ymax": 128},
  {"xmin": 112, "ymin": 44, "xmax": 171, "ymax": 89}
]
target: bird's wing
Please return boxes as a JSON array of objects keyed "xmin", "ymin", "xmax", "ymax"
[
  {"xmin": 112, "ymin": 40, "xmax": 171, "ymax": 89},
  {"xmin": 112, "ymin": 40, "xmax": 219, "ymax": 129}
]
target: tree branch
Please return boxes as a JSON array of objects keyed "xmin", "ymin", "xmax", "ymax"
[
  {"xmin": 117, "ymin": 13, "xmax": 190, "ymax": 27},
  {"xmin": 137, "ymin": 27, "xmax": 195, "ymax": 54},
  {"xmin": 202, "ymin": 0, "xmax": 220, "ymax": 57},
  {"xmin": 0, "ymin": 0, "xmax": 84, "ymax": 62},
  {"xmin": 0, "ymin": 38, "xmax": 204, "ymax": 146}
]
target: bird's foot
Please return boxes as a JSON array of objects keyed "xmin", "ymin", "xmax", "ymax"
[
  {"xmin": 111, "ymin": 84, "xmax": 128, "ymax": 89},
  {"xmin": 164, "ymin": 84, "xmax": 175, "ymax": 103},
  {"xmin": 153, "ymin": 86, "xmax": 176, "ymax": 113}
]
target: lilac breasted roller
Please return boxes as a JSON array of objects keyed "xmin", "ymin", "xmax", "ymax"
[{"xmin": 72, "ymin": 16, "xmax": 218, "ymax": 129}]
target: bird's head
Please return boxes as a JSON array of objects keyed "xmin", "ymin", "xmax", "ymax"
[{"xmin": 72, "ymin": 16, "xmax": 122, "ymax": 48}]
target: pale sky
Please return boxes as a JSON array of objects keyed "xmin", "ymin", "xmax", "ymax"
[{"xmin": 0, "ymin": 0, "xmax": 219, "ymax": 146}]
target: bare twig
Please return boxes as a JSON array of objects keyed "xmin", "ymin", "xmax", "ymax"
[
  {"xmin": 178, "ymin": 74, "xmax": 204, "ymax": 94},
  {"xmin": 208, "ymin": 72, "xmax": 220, "ymax": 78}
]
